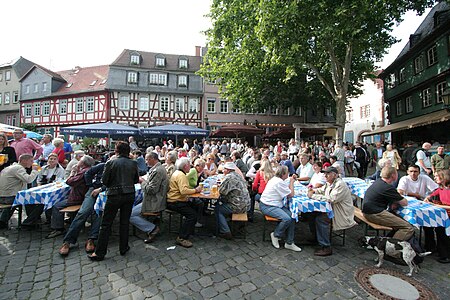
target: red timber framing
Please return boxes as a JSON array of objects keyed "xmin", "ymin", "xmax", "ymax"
[
  {"xmin": 109, "ymin": 91, "xmax": 202, "ymax": 127},
  {"xmin": 20, "ymin": 91, "xmax": 109, "ymax": 132}
]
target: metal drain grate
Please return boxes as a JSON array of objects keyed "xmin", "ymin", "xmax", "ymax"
[{"xmin": 355, "ymin": 267, "xmax": 438, "ymax": 300}]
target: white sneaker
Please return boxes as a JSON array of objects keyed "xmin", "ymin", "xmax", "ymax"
[
  {"xmin": 270, "ymin": 232, "xmax": 280, "ymax": 249},
  {"xmin": 285, "ymin": 243, "xmax": 302, "ymax": 252},
  {"xmin": 195, "ymin": 222, "xmax": 203, "ymax": 228}
]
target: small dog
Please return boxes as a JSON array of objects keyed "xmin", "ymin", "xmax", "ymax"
[{"xmin": 358, "ymin": 236, "xmax": 431, "ymax": 277}]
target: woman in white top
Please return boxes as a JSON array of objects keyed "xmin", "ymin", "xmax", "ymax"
[
  {"xmin": 382, "ymin": 144, "xmax": 402, "ymax": 170},
  {"xmin": 309, "ymin": 161, "xmax": 326, "ymax": 189},
  {"xmin": 259, "ymin": 166, "xmax": 302, "ymax": 252}
]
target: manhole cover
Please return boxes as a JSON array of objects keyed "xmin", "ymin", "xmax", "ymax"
[{"xmin": 355, "ymin": 267, "xmax": 438, "ymax": 300}]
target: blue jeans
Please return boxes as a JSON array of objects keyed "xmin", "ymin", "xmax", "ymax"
[
  {"xmin": 129, "ymin": 203, "xmax": 156, "ymax": 234},
  {"xmin": 308, "ymin": 212, "xmax": 331, "ymax": 247},
  {"xmin": 215, "ymin": 202, "xmax": 234, "ymax": 234},
  {"xmin": 64, "ymin": 188, "xmax": 102, "ymax": 244},
  {"xmin": 259, "ymin": 202, "xmax": 296, "ymax": 244}
]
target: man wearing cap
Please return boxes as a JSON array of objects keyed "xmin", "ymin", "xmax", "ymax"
[
  {"xmin": 215, "ymin": 162, "xmax": 251, "ymax": 239},
  {"xmin": 295, "ymin": 153, "xmax": 314, "ymax": 185},
  {"xmin": 280, "ymin": 151, "xmax": 295, "ymax": 175},
  {"xmin": 362, "ymin": 166, "xmax": 414, "ymax": 241},
  {"xmin": 307, "ymin": 167, "xmax": 356, "ymax": 256}
]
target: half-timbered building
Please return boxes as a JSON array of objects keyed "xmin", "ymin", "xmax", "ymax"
[
  {"xmin": 20, "ymin": 65, "xmax": 109, "ymax": 134},
  {"xmin": 107, "ymin": 49, "xmax": 203, "ymax": 128}
]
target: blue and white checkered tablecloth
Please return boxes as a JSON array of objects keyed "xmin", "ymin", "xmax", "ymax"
[
  {"xmin": 342, "ymin": 177, "xmax": 371, "ymax": 198},
  {"xmin": 94, "ymin": 184, "xmax": 143, "ymax": 215},
  {"xmin": 286, "ymin": 182, "xmax": 334, "ymax": 221},
  {"xmin": 13, "ymin": 182, "xmax": 71, "ymax": 210},
  {"xmin": 396, "ymin": 197, "xmax": 450, "ymax": 236}
]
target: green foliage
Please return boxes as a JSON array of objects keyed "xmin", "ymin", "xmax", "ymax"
[
  {"xmin": 200, "ymin": 0, "xmax": 438, "ymax": 143},
  {"xmin": 81, "ymin": 137, "xmax": 99, "ymax": 149},
  {"xmin": 21, "ymin": 123, "xmax": 37, "ymax": 132}
]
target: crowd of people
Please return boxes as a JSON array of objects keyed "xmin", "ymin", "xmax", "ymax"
[{"xmin": 0, "ymin": 131, "xmax": 449, "ymax": 263}]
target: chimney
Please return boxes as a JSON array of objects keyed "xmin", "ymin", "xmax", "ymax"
[{"xmin": 195, "ymin": 46, "xmax": 201, "ymax": 57}]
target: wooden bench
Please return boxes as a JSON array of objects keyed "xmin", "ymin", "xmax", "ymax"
[
  {"xmin": 231, "ymin": 213, "xmax": 248, "ymax": 239},
  {"xmin": 60, "ymin": 205, "xmax": 82, "ymax": 225},
  {"xmin": 262, "ymin": 215, "xmax": 281, "ymax": 241},
  {"xmin": 165, "ymin": 209, "xmax": 183, "ymax": 234},
  {"xmin": 353, "ymin": 207, "xmax": 392, "ymax": 236},
  {"xmin": 133, "ymin": 211, "xmax": 163, "ymax": 236}
]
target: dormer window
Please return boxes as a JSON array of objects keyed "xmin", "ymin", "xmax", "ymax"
[
  {"xmin": 179, "ymin": 59, "xmax": 188, "ymax": 69},
  {"xmin": 178, "ymin": 75, "xmax": 187, "ymax": 87},
  {"xmin": 130, "ymin": 54, "xmax": 140, "ymax": 65},
  {"xmin": 156, "ymin": 57, "xmax": 165, "ymax": 67}
]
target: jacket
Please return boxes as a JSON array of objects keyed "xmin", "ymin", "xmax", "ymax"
[
  {"xmin": 102, "ymin": 156, "xmax": 139, "ymax": 196},
  {"xmin": 141, "ymin": 162, "xmax": 168, "ymax": 213},
  {"xmin": 66, "ymin": 166, "xmax": 91, "ymax": 205},
  {"xmin": 310, "ymin": 177, "xmax": 357, "ymax": 231},
  {"xmin": 0, "ymin": 163, "xmax": 39, "ymax": 197},
  {"xmin": 37, "ymin": 164, "xmax": 65, "ymax": 185},
  {"xmin": 219, "ymin": 171, "xmax": 250, "ymax": 213},
  {"xmin": 166, "ymin": 170, "xmax": 196, "ymax": 203}
]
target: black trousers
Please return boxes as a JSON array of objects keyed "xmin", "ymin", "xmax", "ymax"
[
  {"xmin": 356, "ymin": 162, "xmax": 368, "ymax": 179},
  {"xmin": 95, "ymin": 193, "xmax": 134, "ymax": 257},
  {"xmin": 167, "ymin": 201, "xmax": 198, "ymax": 239},
  {"xmin": 423, "ymin": 226, "xmax": 450, "ymax": 259}
]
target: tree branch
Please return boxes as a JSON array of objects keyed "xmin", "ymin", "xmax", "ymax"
[{"xmin": 307, "ymin": 63, "xmax": 336, "ymax": 99}]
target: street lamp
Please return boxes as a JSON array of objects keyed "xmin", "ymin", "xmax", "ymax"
[
  {"xmin": 371, "ymin": 122, "xmax": 376, "ymax": 131},
  {"xmin": 442, "ymin": 89, "xmax": 450, "ymax": 111}
]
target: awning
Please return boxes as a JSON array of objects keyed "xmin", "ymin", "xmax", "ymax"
[{"xmin": 362, "ymin": 110, "xmax": 450, "ymax": 136}]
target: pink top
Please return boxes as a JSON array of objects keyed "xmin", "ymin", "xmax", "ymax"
[
  {"xmin": 428, "ymin": 187, "xmax": 450, "ymax": 216},
  {"xmin": 10, "ymin": 138, "xmax": 43, "ymax": 160}
]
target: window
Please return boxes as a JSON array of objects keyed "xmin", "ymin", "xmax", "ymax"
[
  {"xmin": 119, "ymin": 95, "xmax": 130, "ymax": 110},
  {"xmin": 280, "ymin": 107, "xmax": 290, "ymax": 115},
  {"xmin": 34, "ymin": 83, "xmax": 39, "ymax": 93},
  {"xmin": 220, "ymin": 100, "xmax": 228, "ymax": 113},
  {"xmin": 130, "ymin": 54, "xmax": 140, "ymax": 65},
  {"xmin": 188, "ymin": 98, "xmax": 198, "ymax": 113},
  {"xmin": 427, "ymin": 45, "xmax": 437, "ymax": 66},
  {"xmin": 406, "ymin": 96, "xmax": 413, "ymax": 113},
  {"xmin": 175, "ymin": 98, "xmax": 184, "ymax": 112},
  {"xmin": 360, "ymin": 104, "xmax": 370, "ymax": 119},
  {"xmin": 76, "ymin": 98, "xmax": 84, "ymax": 113},
  {"xmin": 0, "ymin": 72, "xmax": 2, "ymax": 81},
  {"xmin": 42, "ymin": 82, "xmax": 47, "ymax": 92},
  {"xmin": 387, "ymin": 73, "xmax": 396, "ymax": 89},
  {"xmin": 324, "ymin": 106, "xmax": 332, "ymax": 117},
  {"xmin": 4, "ymin": 92, "xmax": 10, "ymax": 104},
  {"xmin": 295, "ymin": 107, "xmax": 302, "ymax": 116},
  {"xmin": 34, "ymin": 103, "xmax": 41, "ymax": 116},
  {"xmin": 422, "ymin": 88, "xmax": 432, "ymax": 107},
  {"xmin": 396, "ymin": 100, "xmax": 402, "ymax": 116},
  {"xmin": 0, "ymin": 93, "xmax": 2, "ymax": 105},
  {"xmin": 25, "ymin": 104, "xmax": 32, "ymax": 117},
  {"xmin": 43, "ymin": 102, "xmax": 50, "ymax": 116},
  {"xmin": 90, "ymin": 80, "xmax": 97, "ymax": 86},
  {"xmin": 231, "ymin": 105, "xmax": 241, "ymax": 113},
  {"xmin": 268, "ymin": 106, "xmax": 277, "ymax": 115},
  {"xmin": 436, "ymin": 81, "xmax": 446, "ymax": 103},
  {"xmin": 399, "ymin": 67, "xmax": 406, "ymax": 83},
  {"xmin": 159, "ymin": 96, "xmax": 169, "ymax": 111},
  {"xmin": 86, "ymin": 97, "xmax": 94, "ymax": 112},
  {"xmin": 414, "ymin": 55, "xmax": 424, "ymax": 73},
  {"xmin": 149, "ymin": 73, "xmax": 167, "ymax": 85},
  {"xmin": 179, "ymin": 59, "xmax": 188, "ymax": 69},
  {"xmin": 139, "ymin": 96, "xmax": 149, "ymax": 111},
  {"xmin": 207, "ymin": 98, "xmax": 216, "ymax": 113},
  {"xmin": 25, "ymin": 85, "xmax": 30, "ymax": 94},
  {"xmin": 5, "ymin": 70, "xmax": 11, "ymax": 81},
  {"xmin": 178, "ymin": 75, "xmax": 187, "ymax": 87},
  {"xmin": 346, "ymin": 108, "xmax": 353, "ymax": 122},
  {"xmin": 127, "ymin": 72, "xmax": 138, "ymax": 84},
  {"xmin": 156, "ymin": 57, "xmax": 165, "ymax": 67},
  {"xmin": 59, "ymin": 100, "xmax": 67, "ymax": 114}
]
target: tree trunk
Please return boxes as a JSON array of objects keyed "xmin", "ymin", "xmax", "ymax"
[{"xmin": 334, "ymin": 93, "xmax": 347, "ymax": 147}]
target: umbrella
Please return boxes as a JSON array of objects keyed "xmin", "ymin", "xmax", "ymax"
[
  {"xmin": 140, "ymin": 124, "xmax": 209, "ymax": 145},
  {"xmin": 210, "ymin": 124, "xmax": 264, "ymax": 138},
  {"xmin": 24, "ymin": 131, "xmax": 43, "ymax": 140},
  {"xmin": 0, "ymin": 123, "xmax": 42, "ymax": 139},
  {"xmin": 60, "ymin": 122, "xmax": 140, "ymax": 137}
]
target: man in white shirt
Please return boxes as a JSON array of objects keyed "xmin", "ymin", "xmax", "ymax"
[
  {"xmin": 415, "ymin": 142, "xmax": 432, "ymax": 176},
  {"xmin": 397, "ymin": 165, "xmax": 438, "ymax": 200},
  {"xmin": 296, "ymin": 153, "xmax": 314, "ymax": 185}
]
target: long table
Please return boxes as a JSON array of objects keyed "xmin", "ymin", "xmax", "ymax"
[
  {"xmin": 342, "ymin": 177, "xmax": 372, "ymax": 198},
  {"xmin": 396, "ymin": 197, "xmax": 450, "ymax": 236},
  {"xmin": 13, "ymin": 182, "xmax": 71, "ymax": 210},
  {"xmin": 94, "ymin": 184, "xmax": 143, "ymax": 215},
  {"xmin": 287, "ymin": 182, "xmax": 334, "ymax": 221}
]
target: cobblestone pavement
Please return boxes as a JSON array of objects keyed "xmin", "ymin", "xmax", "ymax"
[{"xmin": 1, "ymin": 207, "xmax": 449, "ymax": 300}]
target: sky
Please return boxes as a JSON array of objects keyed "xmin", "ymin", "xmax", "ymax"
[{"xmin": 1, "ymin": 0, "xmax": 430, "ymax": 72}]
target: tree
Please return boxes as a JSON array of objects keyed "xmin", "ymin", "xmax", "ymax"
[{"xmin": 200, "ymin": 0, "xmax": 439, "ymax": 145}]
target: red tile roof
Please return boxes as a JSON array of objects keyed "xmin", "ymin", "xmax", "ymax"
[{"xmin": 54, "ymin": 65, "xmax": 109, "ymax": 95}]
